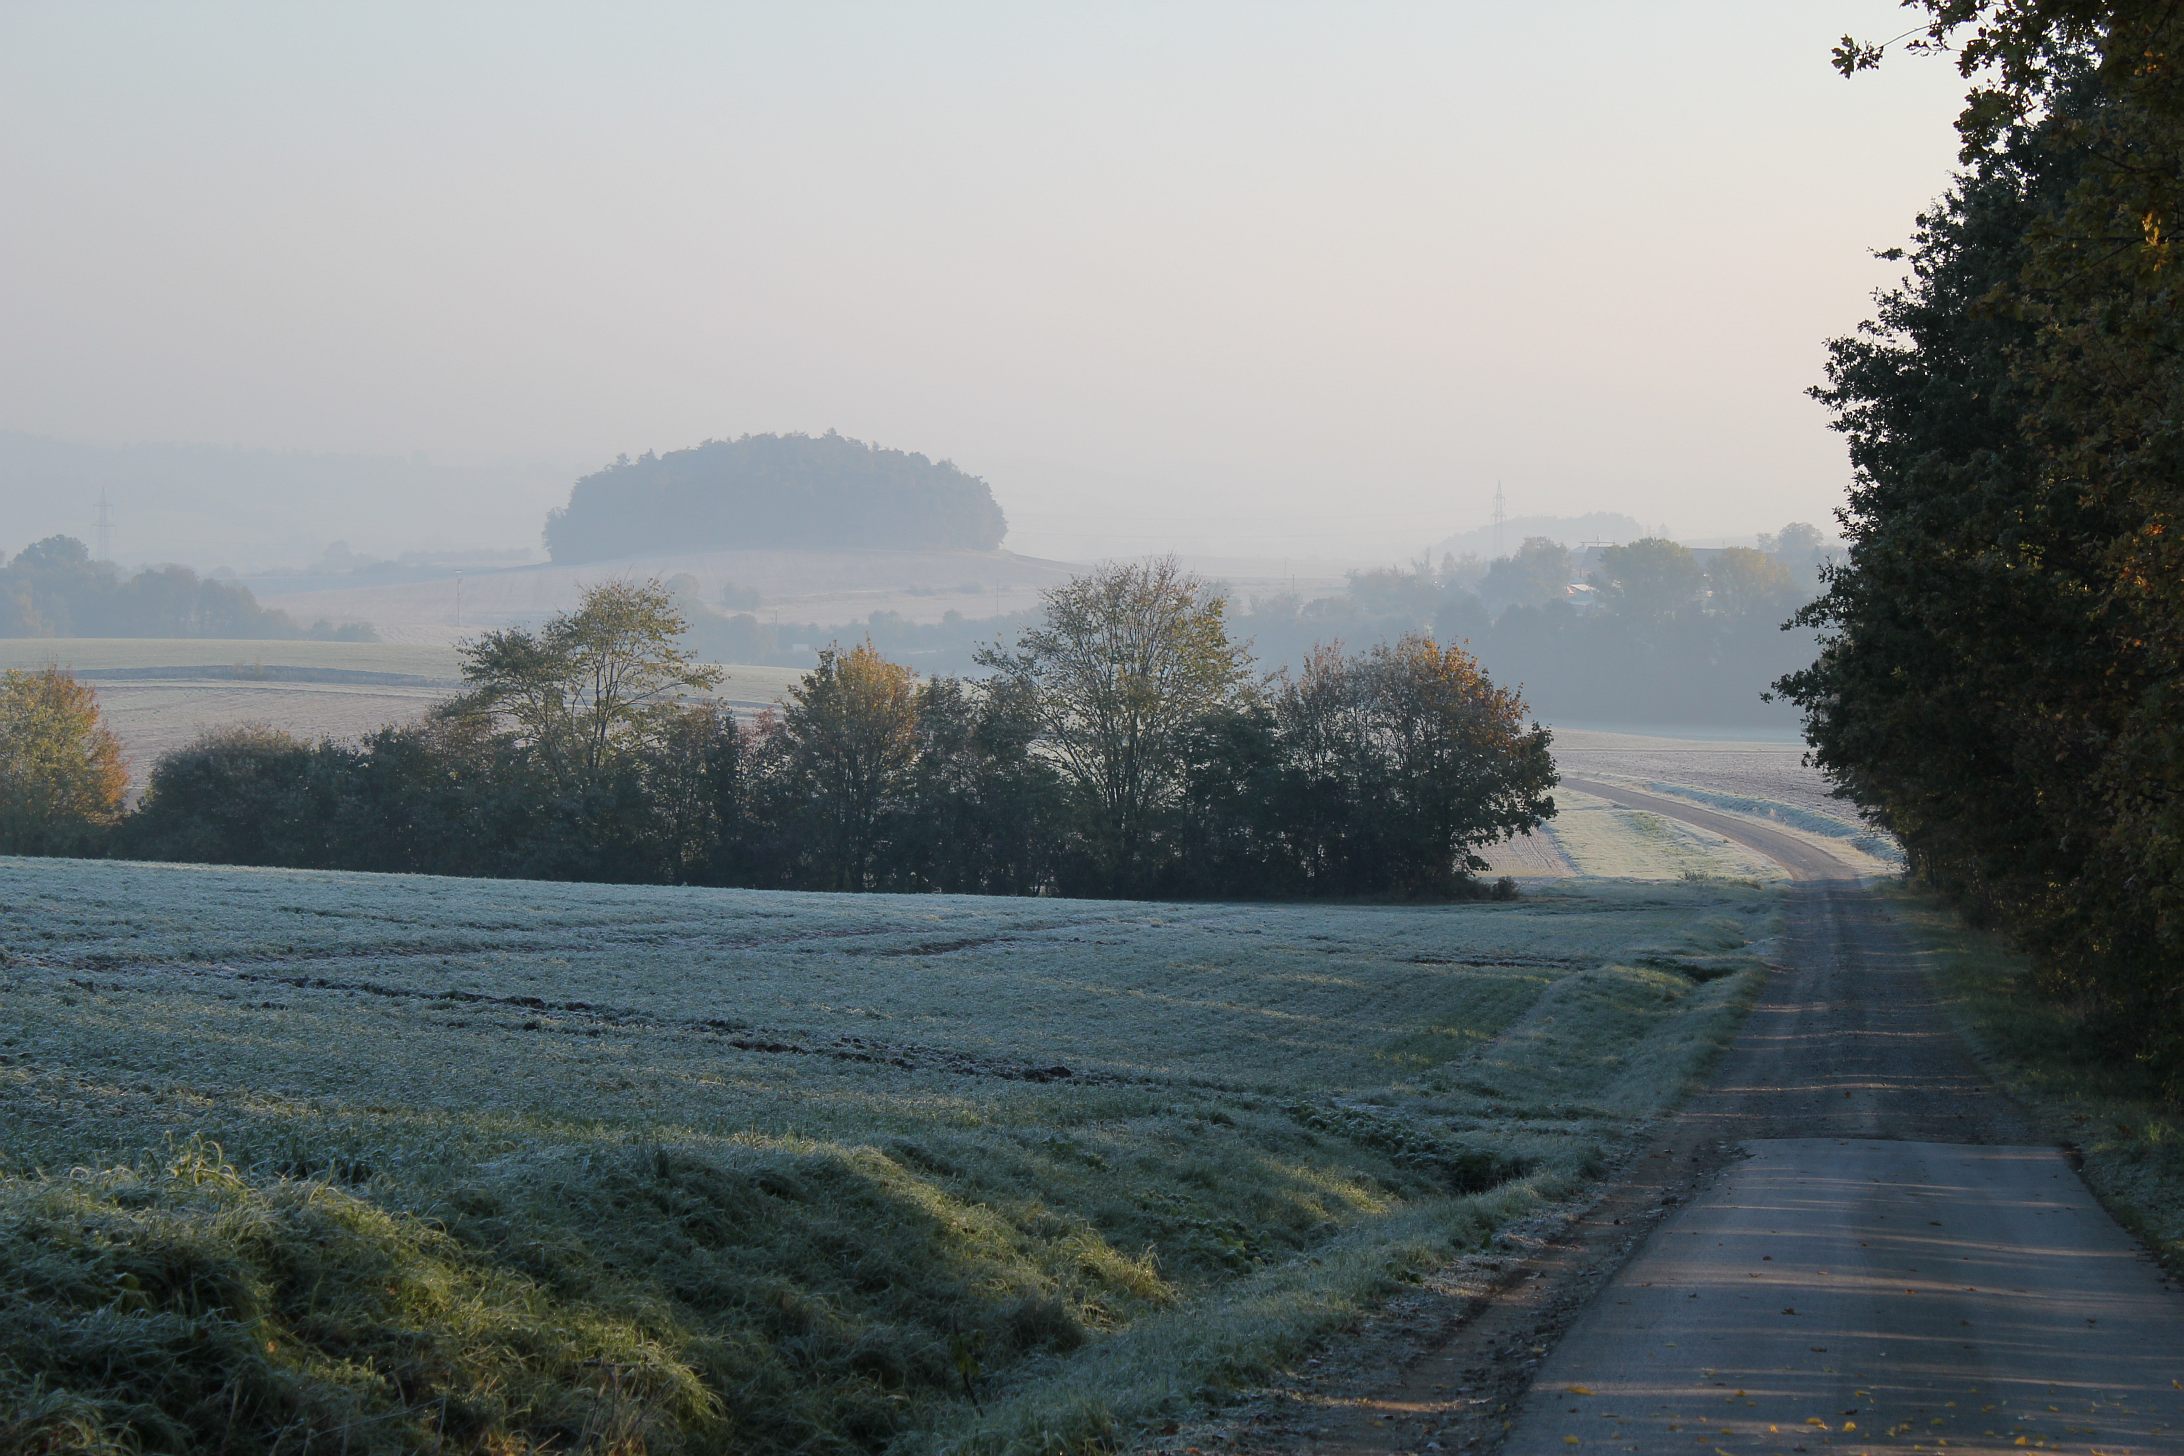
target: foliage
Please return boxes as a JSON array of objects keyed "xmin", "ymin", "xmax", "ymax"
[
  {"xmin": 1239, "ymin": 530, "xmax": 1823, "ymax": 727},
  {"xmin": 1591, "ymin": 538, "xmax": 1705, "ymax": 624},
  {"xmin": 754, "ymin": 640, "xmax": 921, "ymax": 890},
  {"xmin": 122, "ymin": 725, "xmax": 345, "ymax": 868},
  {"xmin": 87, "ymin": 569, "xmax": 1557, "ymax": 902},
  {"xmin": 0, "ymin": 667, "xmax": 127, "ymax": 855},
  {"xmin": 885, "ymin": 674, "xmax": 1059, "ymax": 895},
  {"xmin": 450, "ymin": 579, "xmax": 723, "ymax": 795},
  {"xmin": 979, "ymin": 559, "xmax": 1252, "ymax": 890},
  {"xmin": 1479, "ymin": 536, "xmax": 1574, "ymax": 614},
  {"xmin": 0, "ymin": 535, "xmax": 373, "ymax": 641},
  {"xmin": 1785, "ymin": 4, "xmax": 2184, "ymax": 1092},
  {"xmin": 1266, "ymin": 638, "xmax": 1557, "ymax": 895},
  {"xmin": 543, "ymin": 431, "xmax": 1009, "ymax": 563}
]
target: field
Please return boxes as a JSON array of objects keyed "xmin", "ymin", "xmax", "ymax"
[
  {"xmin": 248, "ymin": 548, "xmax": 1091, "ymax": 646},
  {"xmin": 1552, "ymin": 725, "xmax": 1902, "ymax": 868},
  {"xmin": 0, "ymin": 638, "xmax": 466, "ymax": 679},
  {"xmin": 0, "ymin": 640, "xmax": 808, "ymax": 785},
  {"xmin": 1553, "ymin": 726, "xmax": 1848, "ymax": 825},
  {"xmin": 0, "ymin": 828, "xmax": 1777, "ymax": 1454}
]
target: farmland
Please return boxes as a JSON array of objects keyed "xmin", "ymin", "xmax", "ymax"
[
  {"xmin": 0, "ymin": 639, "xmax": 808, "ymax": 783},
  {"xmin": 0, "ymin": 822, "xmax": 1777, "ymax": 1454},
  {"xmin": 1554, "ymin": 725, "xmax": 1850, "ymax": 826}
]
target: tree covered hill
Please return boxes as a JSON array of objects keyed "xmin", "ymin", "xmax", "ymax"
[{"xmin": 543, "ymin": 431, "xmax": 1009, "ymax": 563}]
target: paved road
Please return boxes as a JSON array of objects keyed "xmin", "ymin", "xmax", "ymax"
[{"xmin": 1502, "ymin": 782, "xmax": 2184, "ymax": 1455}]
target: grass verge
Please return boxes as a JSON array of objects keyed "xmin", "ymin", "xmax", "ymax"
[{"xmin": 1880, "ymin": 883, "xmax": 2184, "ymax": 1276}]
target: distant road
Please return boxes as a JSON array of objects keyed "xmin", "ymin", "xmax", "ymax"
[
  {"xmin": 1559, "ymin": 777, "xmax": 1845, "ymax": 880},
  {"xmin": 1498, "ymin": 781, "xmax": 2184, "ymax": 1455}
]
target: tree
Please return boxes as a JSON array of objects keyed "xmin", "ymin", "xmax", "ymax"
[
  {"xmin": 449, "ymin": 579, "xmax": 722, "ymax": 794},
  {"xmin": 1480, "ymin": 537, "xmax": 1574, "ymax": 614},
  {"xmin": 1705, "ymin": 547, "xmax": 1799, "ymax": 622},
  {"xmin": 1368, "ymin": 636, "xmax": 1556, "ymax": 887},
  {"xmin": 765, "ymin": 641, "xmax": 920, "ymax": 890},
  {"xmin": 1268, "ymin": 644, "xmax": 1385, "ymax": 891},
  {"xmin": 122, "ymin": 725, "xmax": 346, "ymax": 867},
  {"xmin": 543, "ymin": 431, "xmax": 1008, "ymax": 562},
  {"xmin": 1262, "ymin": 638, "xmax": 1555, "ymax": 894},
  {"xmin": 0, "ymin": 667, "xmax": 128, "ymax": 854},
  {"xmin": 892, "ymin": 674, "xmax": 1060, "ymax": 894},
  {"xmin": 0, "ymin": 535, "xmax": 342, "ymax": 640},
  {"xmin": 979, "ymin": 558, "xmax": 1249, "ymax": 890},
  {"xmin": 1797, "ymin": 5, "xmax": 2184, "ymax": 1089},
  {"xmin": 1592, "ymin": 538, "xmax": 1704, "ymax": 624}
]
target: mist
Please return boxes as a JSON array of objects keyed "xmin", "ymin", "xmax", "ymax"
[{"xmin": 1, "ymin": 2, "xmax": 1966, "ymax": 565}]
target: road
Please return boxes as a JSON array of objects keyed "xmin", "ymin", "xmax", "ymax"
[{"xmin": 1496, "ymin": 781, "xmax": 2184, "ymax": 1454}]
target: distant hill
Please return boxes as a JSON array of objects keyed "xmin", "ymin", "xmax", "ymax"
[
  {"xmin": 1434, "ymin": 511, "xmax": 1646, "ymax": 560},
  {"xmin": 0, "ymin": 431, "xmax": 567, "ymax": 569},
  {"xmin": 544, "ymin": 432, "xmax": 1008, "ymax": 563}
]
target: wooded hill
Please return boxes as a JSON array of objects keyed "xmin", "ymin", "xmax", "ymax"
[{"xmin": 543, "ymin": 431, "xmax": 1008, "ymax": 562}]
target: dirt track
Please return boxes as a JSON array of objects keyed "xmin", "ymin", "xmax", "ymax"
[{"xmin": 1197, "ymin": 780, "xmax": 2184, "ymax": 1456}]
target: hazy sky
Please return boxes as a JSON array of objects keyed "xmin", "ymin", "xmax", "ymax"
[{"xmin": 1, "ymin": 3, "xmax": 1969, "ymax": 562}]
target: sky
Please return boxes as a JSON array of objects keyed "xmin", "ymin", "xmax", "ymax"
[{"xmin": 0, "ymin": 3, "xmax": 1971, "ymax": 563}]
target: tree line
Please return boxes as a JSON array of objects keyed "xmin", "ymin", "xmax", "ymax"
[
  {"xmin": 1, "ymin": 563, "xmax": 1556, "ymax": 902},
  {"xmin": 667, "ymin": 529, "xmax": 1832, "ymax": 726},
  {"xmin": 0, "ymin": 535, "xmax": 374, "ymax": 641},
  {"xmin": 1784, "ymin": 4, "xmax": 2184, "ymax": 1092}
]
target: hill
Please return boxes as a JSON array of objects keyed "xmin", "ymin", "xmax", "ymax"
[
  {"xmin": 1433, "ymin": 511, "xmax": 1645, "ymax": 559},
  {"xmin": 0, "ymin": 848, "xmax": 1771, "ymax": 1453},
  {"xmin": 544, "ymin": 432, "xmax": 1008, "ymax": 563}
]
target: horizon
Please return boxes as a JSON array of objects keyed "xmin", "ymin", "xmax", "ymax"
[{"xmin": 1, "ymin": 2, "xmax": 1966, "ymax": 562}]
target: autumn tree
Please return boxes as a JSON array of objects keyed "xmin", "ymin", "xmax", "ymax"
[
  {"xmin": 764, "ymin": 641, "xmax": 920, "ymax": 890},
  {"xmin": 978, "ymin": 558, "xmax": 1249, "ymax": 890},
  {"xmin": 0, "ymin": 667, "xmax": 129, "ymax": 854},
  {"xmin": 1272, "ymin": 638, "xmax": 1555, "ymax": 894}
]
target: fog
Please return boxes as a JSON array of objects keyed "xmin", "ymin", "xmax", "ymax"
[{"xmin": 1, "ymin": 2, "xmax": 1967, "ymax": 565}]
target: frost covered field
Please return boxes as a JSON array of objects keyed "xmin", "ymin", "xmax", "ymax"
[
  {"xmin": 0, "ymin": 639, "xmax": 805, "ymax": 787},
  {"xmin": 0, "ymin": 844, "xmax": 1776, "ymax": 1455},
  {"xmin": 1552, "ymin": 726, "xmax": 1902, "ymax": 869}
]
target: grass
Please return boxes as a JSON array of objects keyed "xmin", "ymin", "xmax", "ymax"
[
  {"xmin": 1879, "ymin": 884, "xmax": 2184, "ymax": 1278},
  {"xmin": 1543, "ymin": 789, "xmax": 1784, "ymax": 882},
  {"xmin": 0, "ymin": 847, "xmax": 1777, "ymax": 1455}
]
